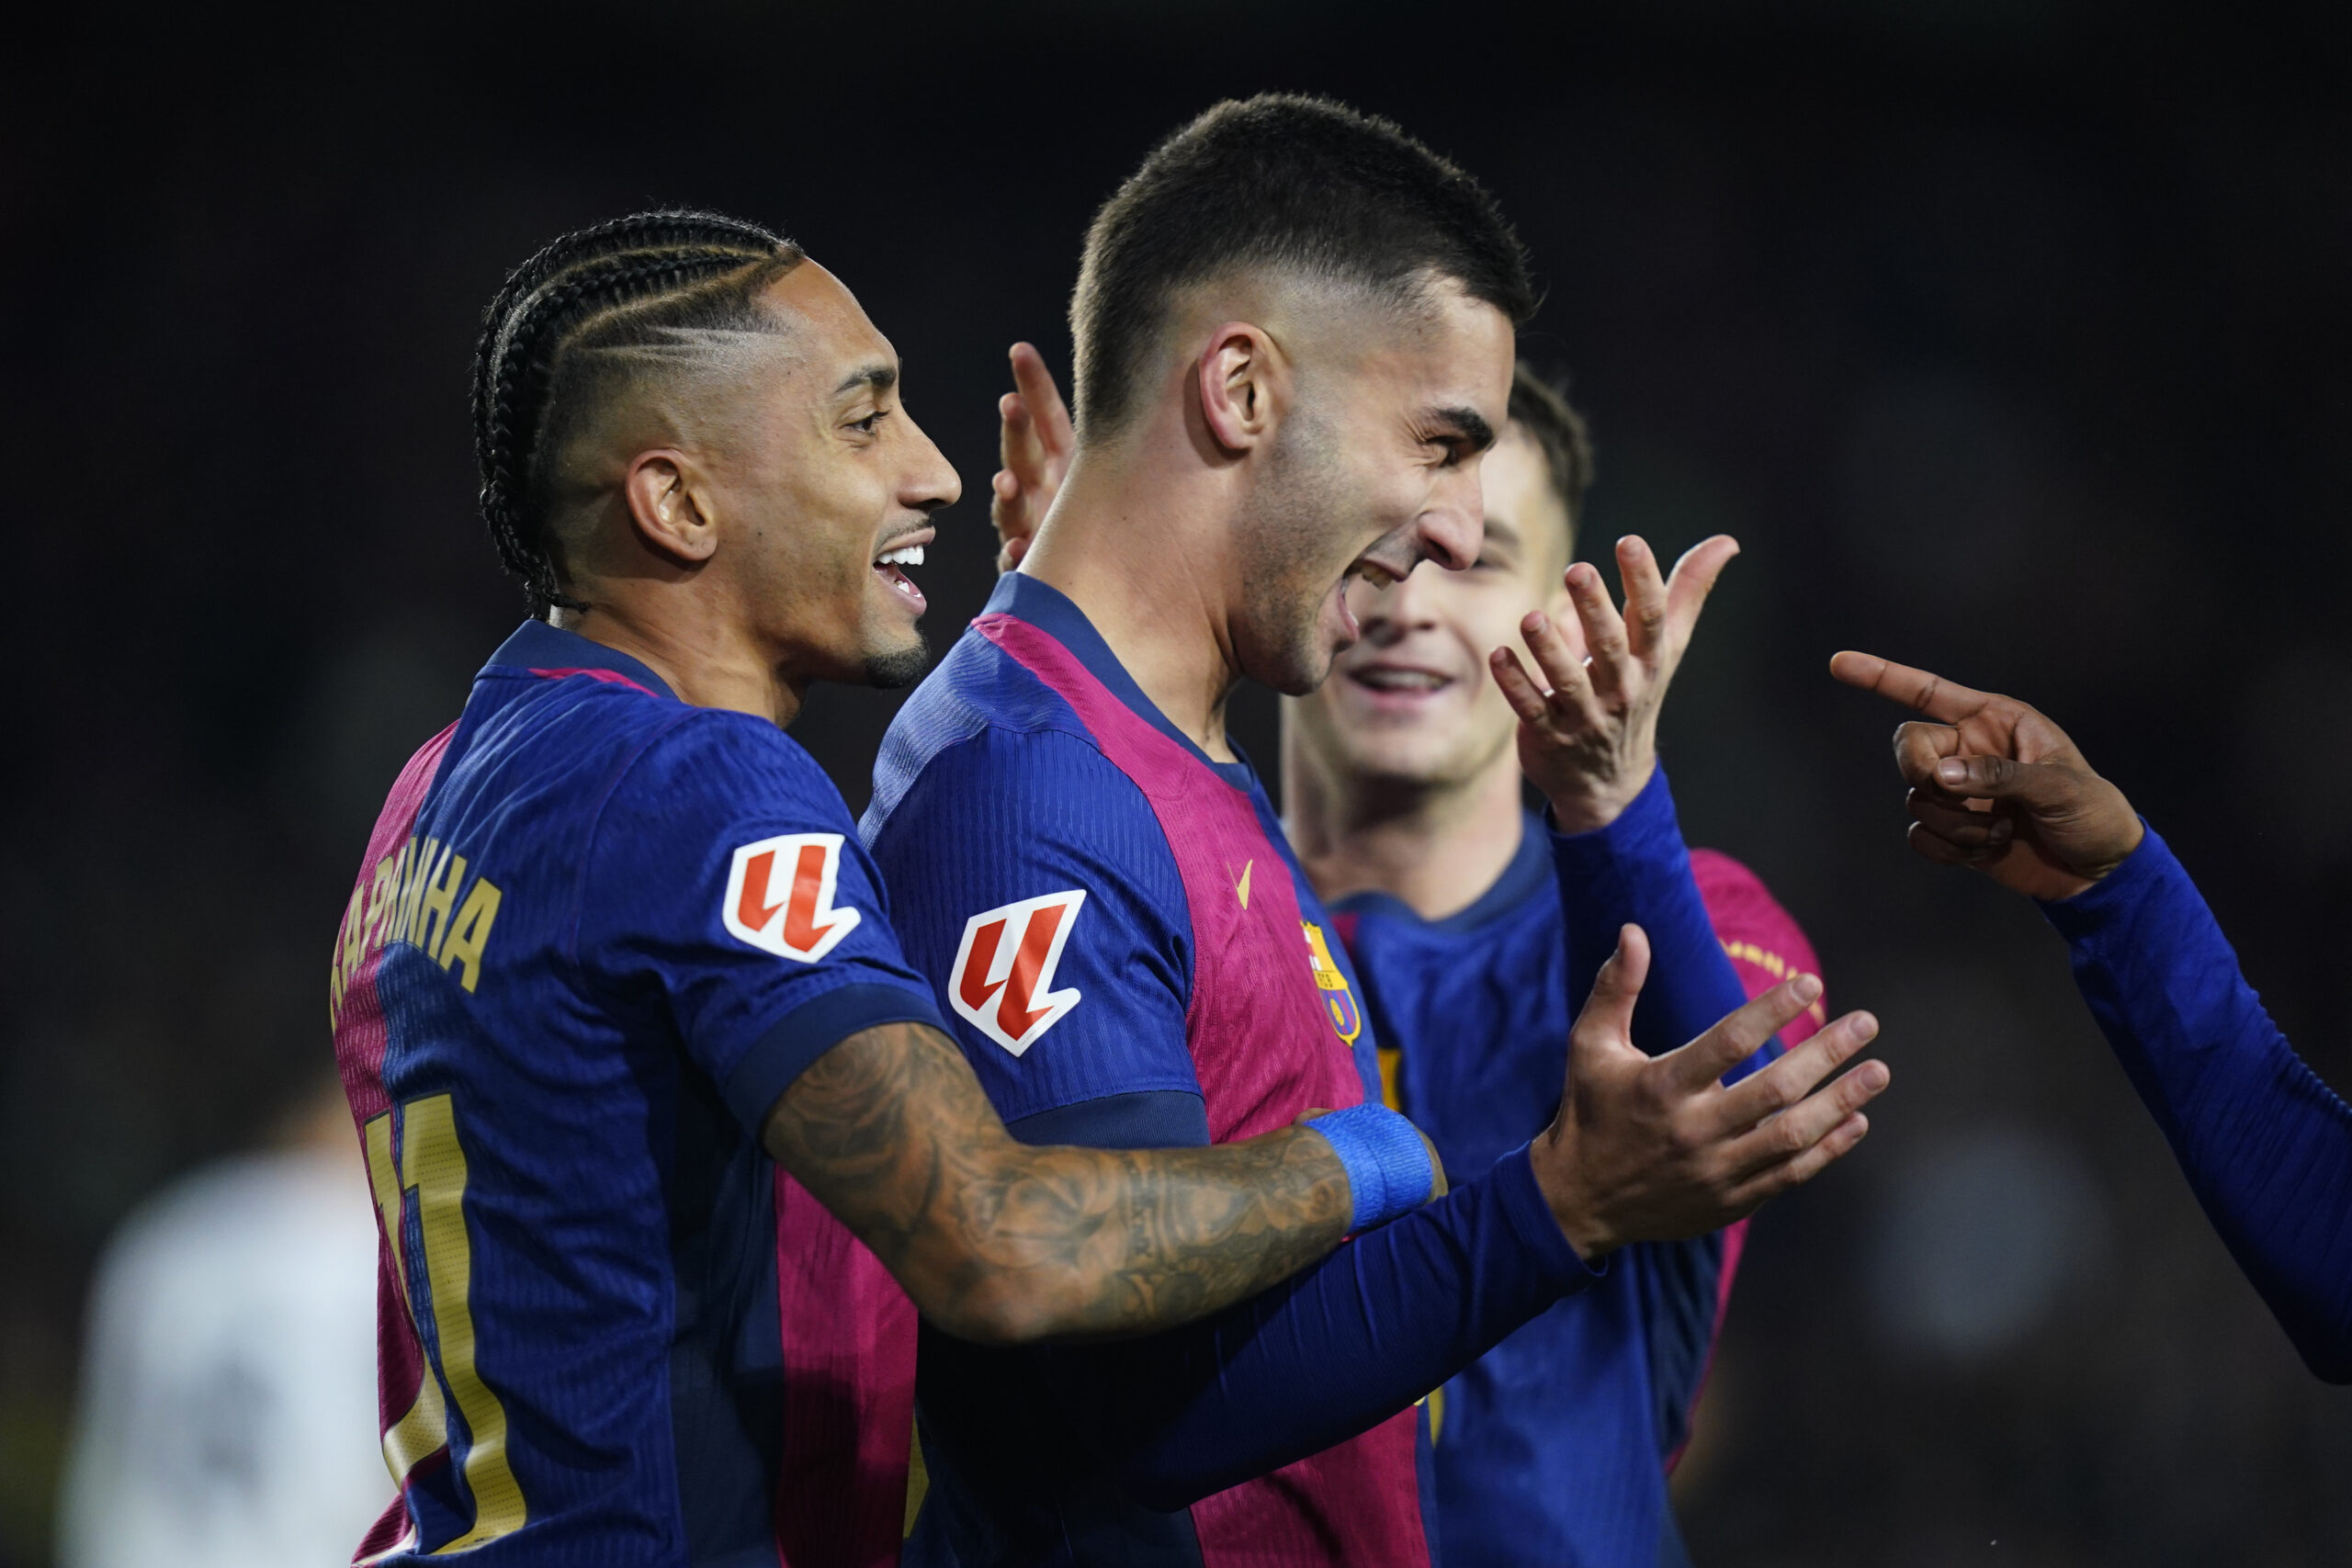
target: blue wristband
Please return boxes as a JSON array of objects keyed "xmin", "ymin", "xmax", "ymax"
[{"xmin": 1309, "ymin": 1103, "xmax": 1436, "ymax": 1232}]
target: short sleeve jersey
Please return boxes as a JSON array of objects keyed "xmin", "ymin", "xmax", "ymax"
[
  {"xmin": 1333, "ymin": 820, "xmax": 1823, "ymax": 1568},
  {"xmin": 327, "ymin": 620, "xmax": 942, "ymax": 1567},
  {"xmin": 862, "ymin": 574, "xmax": 1419, "ymax": 1568}
]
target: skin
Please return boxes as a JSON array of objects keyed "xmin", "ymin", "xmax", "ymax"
[
  {"xmin": 988, "ymin": 333, "xmax": 1889, "ymax": 1257},
  {"xmin": 1828, "ymin": 651, "xmax": 2143, "ymax": 898},
  {"xmin": 539, "ymin": 260, "xmax": 1366, "ymax": 1345}
]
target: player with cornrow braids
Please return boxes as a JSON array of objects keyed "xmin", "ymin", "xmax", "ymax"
[{"xmin": 334, "ymin": 209, "xmax": 1449, "ymax": 1566}]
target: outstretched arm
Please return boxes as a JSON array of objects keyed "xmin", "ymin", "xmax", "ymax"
[
  {"xmin": 763, "ymin": 1021, "xmax": 1357, "ymax": 1347},
  {"xmin": 1834, "ymin": 650, "xmax": 2352, "ymax": 1381},
  {"xmin": 957, "ymin": 933, "xmax": 1883, "ymax": 1507}
]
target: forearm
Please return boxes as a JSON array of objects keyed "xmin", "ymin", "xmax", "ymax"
[
  {"xmin": 1555, "ymin": 767, "xmax": 1756, "ymax": 1068},
  {"xmin": 764, "ymin": 1022, "xmax": 1352, "ymax": 1344},
  {"xmin": 2042, "ymin": 827, "xmax": 2352, "ymax": 1381},
  {"xmin": 1041, "ymin": 1146, "xmax": 1597, "ymax": 1508}
]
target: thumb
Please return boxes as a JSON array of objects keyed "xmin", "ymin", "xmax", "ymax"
[
  {"xmin": 1932, "ymin": 753, "xmax": 2075, "ymax": 811},
  {"xmin": 1573, "ymin": 924, "xmax": 1650, "ymax": 1054}
]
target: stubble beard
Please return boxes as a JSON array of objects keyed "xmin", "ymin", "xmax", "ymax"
[{"xmin": 1235, "ymin": 411, "xmax": 1354, "ymax": 698}]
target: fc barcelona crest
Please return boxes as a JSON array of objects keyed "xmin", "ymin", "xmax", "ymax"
[{"xmin": 1300, "ymin": 921, "xmax": 1363, "ymax": 1045}]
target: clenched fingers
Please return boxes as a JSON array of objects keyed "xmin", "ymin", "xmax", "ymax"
[
  {"xmin": 1893, "ymin": 720, "xmax": 1962, "ymax": 786},
  {"xmin": 1907, "ymin": 788, "xmax": 2011, "ymax": 851}
]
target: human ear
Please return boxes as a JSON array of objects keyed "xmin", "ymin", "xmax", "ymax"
[
  {"xmin": 1195, "ymin": 322, "xmax": 1283, "ymax": 454},
  {"xmin": 621, "ymin": 450, "xmax": 719, "ymax": 565}
]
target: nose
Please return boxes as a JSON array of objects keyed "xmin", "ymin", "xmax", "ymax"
[
  {"xmin": 899, "ymin": 407, "xmax": 963, "ymax": 513},
  {"xmin": 1414, "ymin": 488, "xmax": 1483, "ymax": 576}
]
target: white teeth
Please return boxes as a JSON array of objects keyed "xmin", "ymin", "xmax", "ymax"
[
  {"xmin": 1351, "ymin": 561, "xmax": 1400, "ymax": 589},
  {"xmin": 876, "ymin": 546, "xmax": 925, "ymax": 568},
  {"xmin": 1356, "ymin": 669, "xmax": 1448, "ymax": 692}
]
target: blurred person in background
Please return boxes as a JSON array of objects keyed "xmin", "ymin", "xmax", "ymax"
[
  {"xmin": 1836, "ymin": 651, "xmax": 2352, "ymax": 1382},
  {"xmin": 56, "ymin": 1072, "xmax": 387, "ymax": 1568},
  {"xmin": 992, "ymin": 349, "xmax": 1832, "ymax": 1563}
]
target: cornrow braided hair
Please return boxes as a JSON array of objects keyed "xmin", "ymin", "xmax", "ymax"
[{"xmin": 470, "ymin": 209, "xmax": 803, "ymax": 615}]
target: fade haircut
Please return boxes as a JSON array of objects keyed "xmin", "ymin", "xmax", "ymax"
[
  {"xmin": 1509, "ymin": 363, "xmax": 1596, "ymax": 541},
  {"xmin": 472, "ymin": 210, "xmax": 805, "ymax": 616},
  {"xmin": 1069, "ymin": 95, "xmax": 1537, "ymax": 439}
]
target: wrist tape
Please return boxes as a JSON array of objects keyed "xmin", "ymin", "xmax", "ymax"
[{"xmin": 1310, "ymin": 1103, "xmax": 1436, "ymax": 1232}]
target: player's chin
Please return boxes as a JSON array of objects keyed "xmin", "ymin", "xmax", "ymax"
[{"xmin": 861, "ymin": 630, "xmax": 932, "ymax": 691}]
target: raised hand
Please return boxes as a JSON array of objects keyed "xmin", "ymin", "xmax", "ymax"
[
  {"xmin": 1830, "ymin": 650, "xmax": 2143, "ymax": 901},
  {"xmin": 989, "ymin": 341, "xmax": 1074, "ymax": 573},
  {"xmin": 1532, "ymin": 924, "xmax": 1886, "ymax": 1257},
  {"xmin": 1489, "ymin": 535, "xmax": 1739, "ymax": 834}
]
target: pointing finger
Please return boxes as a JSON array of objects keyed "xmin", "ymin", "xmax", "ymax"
[{"xmin": 1830, "ymin": 651, "xmax": 1997, "ymax": 726}]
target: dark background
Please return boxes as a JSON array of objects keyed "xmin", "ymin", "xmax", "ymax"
[{"xmin": 6, "ymin": 2, "xmax": 2350, "ymax": 1562}]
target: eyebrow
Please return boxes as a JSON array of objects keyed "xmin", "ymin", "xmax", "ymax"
[
  {"xmin": 1479, "ymin": 517, "xmax": 1524, "ymax": 550},
  {"xmin": 834, "ymin": 362, "xmax": 899, "ymax": 398},
  {"xmin": 1426, "ymin": 404, "xmax": 1498, "ymax": 453}
]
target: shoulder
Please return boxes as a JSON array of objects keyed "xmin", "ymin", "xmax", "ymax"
[
  {"xmin": 613, "ymin": 706, "xmax": 850, "ymax": 828},
  {"xmin": 1690, "ymin": 847, "xmax": 1822, "ymax": 981}
]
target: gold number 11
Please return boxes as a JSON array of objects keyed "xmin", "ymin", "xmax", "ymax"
[{"xmin": 364, "ymin": 1094, "xmax": 528, "ymax": 1551}]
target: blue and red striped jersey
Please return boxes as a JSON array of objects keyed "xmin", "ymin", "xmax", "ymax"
[
  {"xmin": 865, "ymin": 573, "xmax": 1442, "ymax": 1568},
  {"xmin": 329, "ymin": 619, "xmax": 941, "ymax": 1568},
  {"xmin": 1335, "ymin": 818, "xmax": 1822, "ymax": 1568}
]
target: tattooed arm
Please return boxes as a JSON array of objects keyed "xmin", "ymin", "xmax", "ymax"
[{"xmin": 763, "ymin": 1021, "xmax": 1355, "ymax": 1345}]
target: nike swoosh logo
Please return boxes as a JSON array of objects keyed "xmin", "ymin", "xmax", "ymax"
[{"xmin": 1234, "ymin": 859, "xmax": 1253, "ymax": 910}]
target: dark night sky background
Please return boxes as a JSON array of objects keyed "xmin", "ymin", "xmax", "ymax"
[{"xmin": 5, "ymin": 2, "xmax": 2350, "ymax": 1562}]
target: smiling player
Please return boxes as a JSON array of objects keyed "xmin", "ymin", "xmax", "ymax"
[
  {"xmin": 866, "ymin": 96, "xmax": 1888, "ymax": 1567},
  {"xmin": 329, "ymin": 210, "xmax": 1473, "ymax": 1568},
  {"xmin": 994, "ymin": 349, "xmax": 1832, "ymax": 1562}
]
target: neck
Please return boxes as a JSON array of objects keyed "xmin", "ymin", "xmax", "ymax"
[
  {"xmin": 1018, "ymin": 440, "xmax": 1245, "ymax": 762},
  {"xmin": 1283, "ymin": 725, "xmax": 1526, "ymax": 920},
  {"xmin": 554, "ymin": 590, "xmax": 805, "ymax": 728}
]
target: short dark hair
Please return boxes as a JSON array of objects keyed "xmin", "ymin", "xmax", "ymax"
[
  {"xmin": 1069, "ymin": 95, "xmax": 1536, "ymax": 438},
  {"xmin": 1509, "ymin": 362, "xmax": 1595, "ymax": 538},
  {"xmin": 472, "ymin": 210, "xmax": 803, "ymax": 615}
]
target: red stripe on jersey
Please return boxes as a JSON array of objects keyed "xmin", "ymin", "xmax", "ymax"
[{"xmin": 975, "ymin": 612, "xmax": 1428, "ymax": 1568}]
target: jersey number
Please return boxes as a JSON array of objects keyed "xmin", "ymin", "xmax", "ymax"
[{"xmin": 364, "ymin": 1095, "xmax": 527, "ymax": 1551}]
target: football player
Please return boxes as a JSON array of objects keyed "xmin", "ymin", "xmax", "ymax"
[
  {"xmin": 1837, "ymin": 651, "xmax": 2352, "ymax": 1382},
  {"xmin": 865, "ymin": 96, "xmax": 1888, "ymax": 1566},
  {"xmin": 995, "ymin": 344, "xmax": 1827, "ymax": 1564},
  {"xmin": 332, "ymin": 210, "xmax": 1453, "ymax": 1567}
]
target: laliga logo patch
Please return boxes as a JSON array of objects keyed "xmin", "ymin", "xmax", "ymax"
[
  {"xmin": 723, "ymin": 834, "xmax": 862, "ymax": 963},
  {"xmin": 951, "ymin": 890, "xmax": 1087, "ymax": 1056}
]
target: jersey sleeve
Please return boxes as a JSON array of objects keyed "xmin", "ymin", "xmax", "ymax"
[
  {"xmin": 577, "ymin": 711, "xmax": 944, "ymax": 1134},
  {"xmin": 1643, "ymin": 850, "xmax": 1824, "ymax": 1468},
  {"xmin": 2041, "ymin": 823, "xmax": 2352, "ymax": 1382},
  {"xmin": 1550, "ymin": 766, "xmax": 1768, "ymax": 1082},
  {"xmin": 864, "ymin": 725, "xmax": 1202, "ymax": 1123}
]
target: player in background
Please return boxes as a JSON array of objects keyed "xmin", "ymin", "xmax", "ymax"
[
  {"xmin": 333, "ymin": 209, "xmax": 1467, "ymax": 1568},
  {"xmin": 1835, "ymin": 651, "xmax": 2352, "ymax": 1382},
  {"xmin": 866, "ymin": 96, "xmax": 1888, "ymax": 1567},
  {"xmin": 994, "ymin": 350, "xmax": 1825, "ymax": 1562}
]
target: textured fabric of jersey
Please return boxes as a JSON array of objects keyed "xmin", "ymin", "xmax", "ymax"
[
  {"xmin": 1336, "ymin": 816, "xmax": 1823, "ymax": 1568},
  {"xmin": 327, "ymin": 620, "xmax": 942, "ymax": 1567},
  {"xmin": 864, "ymin": 574, "xmax": 1423, "ymax": 1568},
  {"xmin": 2042, "ymin": 822, "xmax": 2352, "ymax": 1381}
]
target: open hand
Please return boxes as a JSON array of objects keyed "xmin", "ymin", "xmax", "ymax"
[
  {"xmin": 990, "ymin": 342, "xmax": 1073, "ymax": 573},
  {"xmin": 1532, "ymin": 924, "xmax": 1887, "ymax": 1258},
  {"xmin": 1830, "ymin": 650, "xmax": 2142, "ymax": 901},
  {"xmin": 1489, "ymin": 536, "xmax": 1739, "ymax": 834}
]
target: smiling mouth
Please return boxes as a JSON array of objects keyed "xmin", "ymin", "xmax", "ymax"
[
  {"xmin": 1348, "ymin": 665, "xmax": 1453, "ymax": 695},
  {"xmin": 873, "ymin": 536, "xmax": 929, "ymax": 614}
]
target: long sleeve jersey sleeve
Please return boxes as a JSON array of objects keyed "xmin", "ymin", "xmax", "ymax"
[{"xmin": 2041, "ymin": 824, "xmax": 2352, "ymax": 1381}]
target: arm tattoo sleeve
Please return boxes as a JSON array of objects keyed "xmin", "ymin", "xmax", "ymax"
[{"xmin": 762, "ymin": 1021, "xmax": 1354, "ymax": 1344}]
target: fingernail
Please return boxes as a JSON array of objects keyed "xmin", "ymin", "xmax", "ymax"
[
  {"xmin": 1850, "ymin": 1011, "xmax": 1879, "ymax": 1042},
  {"xmin": 1792, "ymin": 973, "xmax": 1822, "ymax": 1004},
  {"xmin": 1937, "ymin": 759, "xmax": 1966, "ymax": 784}
]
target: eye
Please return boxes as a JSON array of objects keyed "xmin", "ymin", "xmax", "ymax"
[{"xmin": 849, "ymin": 408, "xmax": 893, "ymax": 436}]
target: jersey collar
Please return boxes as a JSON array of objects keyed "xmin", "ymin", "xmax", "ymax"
[
  {"xmin": 1332, "ymin": 810, "xmax": 1554, "ymax": 935},
  {"xmin": 983, "ymin": 572, "xmax": 1259, "ymax": 789},
  {"xmin": 484, "ymin": 619, "xmax": 679, "ymax": 702}
]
